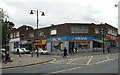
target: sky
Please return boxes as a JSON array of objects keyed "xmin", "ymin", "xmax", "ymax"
[{"xmin": 0, "ymin": 0, "xmax": 119, "ymax": 30}]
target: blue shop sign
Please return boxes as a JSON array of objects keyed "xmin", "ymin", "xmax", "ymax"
[
  {"xmin": 47, "ymin": 36, "xmax": 96, "ymax": 42},
  {"xmin": 47, "ymin": 37, "xmax": 66, "ymax": 42}
]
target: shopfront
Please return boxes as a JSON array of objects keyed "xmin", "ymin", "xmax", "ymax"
[
  {"xmin": 106, "ymin": 35, "xmax": 119, "ymax": 47},
  {"xmin": 47, "ymin": 36, "xmax": 99, "ymax": 53},
  {"xmin": 9, "ymin": 38, "xmax": 20, "ymax": 52},
  {"xmin": 34, "ymin": 38, "xmax": 47, "ymax": 50}
]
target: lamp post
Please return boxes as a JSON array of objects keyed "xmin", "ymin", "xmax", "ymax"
[
  {"xmin": 115, "ymin": 4, "xmax": 118, "ymax": 7},
  {"xmin": 0, "ymin": 8, "xmax": 3, "ymax": 57},
  {"xmin": 29, "ymin": 9, "xmax": 45, "ymax": 57},
  {"xmin": 101, "ymin": 23, "xmax": 105, "ymax": 54}
]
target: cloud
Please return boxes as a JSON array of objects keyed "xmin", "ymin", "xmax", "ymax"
[{"xmin": 0, "ymin": 0, "xmax": 119, "ymax": 29}]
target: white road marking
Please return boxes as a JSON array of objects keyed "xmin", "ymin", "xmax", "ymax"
[
  {"xmin": 106, "ymin": 56, "xmax": 110, "ymax": 60},
  {"xmin": 52, "ymin": 66, "xmax": 81, "ymax": 73},
  {"xmin": 86, "ymin": 56, "xmax": 93, "ymax": 65},
  {"xmin": 95, "ymin": 57, "xmax": 118, "ymax": 65},
  {"xmin": 67, "ymin": 58, "xmax": 78, "ymax": 64}
]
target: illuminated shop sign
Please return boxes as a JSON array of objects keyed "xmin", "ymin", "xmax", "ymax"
[
  {"xmin": 74, "ymin": 37, "xmax": 87, "ymax": 40},
  {"xmin": 52, "ymin": 38, "xmax": 62, "ymax": 41},
  {"xmin": 47, "ymin": 36, "xmax": 95, "ymax": 42}
]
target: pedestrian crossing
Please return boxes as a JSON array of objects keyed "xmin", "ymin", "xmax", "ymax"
[
  {"xmin": 48, "ymin": 53, "xmax": 118, "ymax": 65},
  {"xmin": 48, "ymin": 56, "xmax": 91, "ymax": 65}
]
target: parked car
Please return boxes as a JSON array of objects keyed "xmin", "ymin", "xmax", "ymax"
[
  {"xmin": 35, "ymin": 48, "xmax": 49, "ymax": 55},
  {"xmin": 13, "ymin": 48, "xmax": 25, "ymax": 54},
  {"xmin": 1, "ymin": 48, "xmax": 5, "ymax": 52},
  {"xmin": 20, "ymin": 48, "xmax": 30, "ymax": 54}
]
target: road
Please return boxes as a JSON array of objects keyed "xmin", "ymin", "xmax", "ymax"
[{"xmin": 2, "ymin": 53, "xmax": 119, "ymax": 75}]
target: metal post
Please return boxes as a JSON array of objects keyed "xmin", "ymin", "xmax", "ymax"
[
  {"xmin": 36, "ymin": 9, "xmax": 39, "ymax": 57},
  {"xmin": 0, "ymin": 8, "xmax": 2, "ymax": 56},
  {"xmin": 29, "ymin": 9, "xmax": 45, "ymax": 57},
  {"xmin": 103, "ymin": 28, "xmax": 105, "ymax": 53},
  {"xmin": 102, "ymin": 24, "xmax": 105, "ymax": 54}
]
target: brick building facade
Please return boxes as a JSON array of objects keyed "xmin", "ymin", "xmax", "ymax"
[
  {"xmin": 35, "ymin": 23, "xmax": 118, "ymax": 53},
  {"xmin": 9, "ymin": 25, "xmax": 34, "ymax": 52},
  {"xmin": 9, "ymin": 23, "xmax": 118, "ymax": 53}
]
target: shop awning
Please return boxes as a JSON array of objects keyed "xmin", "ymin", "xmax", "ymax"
[{"xmin": 93, "ymin": 39, "xmax": 106, "ymax": 43}]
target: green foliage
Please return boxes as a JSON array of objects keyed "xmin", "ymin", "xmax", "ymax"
[{"xmin": 1, "ymin": 14, "xmax": 15, "ymax": 46}]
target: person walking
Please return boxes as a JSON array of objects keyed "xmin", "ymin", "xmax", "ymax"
[
  {"xmin": 63, "ymin": 47, "xmax": 68, "ymax": 58},
  {"xmin": 2, "ymin": 50, "xmax": 5, "ymax": 63},
  {"xmin": 75, "ymin": 46, "xmax": 78, "ymax": 53},
  {"xmin": 107, "ymin": 46, "xmax": 110, "ymax": 53},
  {"xmin": 17, "ymin": 48, "xmax": 21, "ymax": 57}
]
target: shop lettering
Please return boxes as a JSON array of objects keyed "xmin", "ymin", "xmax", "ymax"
[
  {"xmin": 74, "ymin": 37, "xmax": 87, "ymax": 40},
  {"xmin": 52, "ymin": 38, "xmax": 61, "ymax": 41}
]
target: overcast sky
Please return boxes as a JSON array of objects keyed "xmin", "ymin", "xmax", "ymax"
[{"xmin": 0, "ymin": 0, "xmax": 119, "ymax": 29}]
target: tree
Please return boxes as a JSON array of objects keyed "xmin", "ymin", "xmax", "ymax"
[
  {"xmin": 0, "ymin": 8, "xmax": 15, "ymax": 47},
  {"xmin": 2, "ymin": 20, "xmax": 15, "ymax": 46}
]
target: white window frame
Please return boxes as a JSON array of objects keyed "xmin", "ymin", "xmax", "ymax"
[{"xmin": 51, "ymin": 29, "xmax": 57, "ymax": 35}]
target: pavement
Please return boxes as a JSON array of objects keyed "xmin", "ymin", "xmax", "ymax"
[{"xmin": 1, "ymin": 54, "xmax": 54, "ymax": 69}]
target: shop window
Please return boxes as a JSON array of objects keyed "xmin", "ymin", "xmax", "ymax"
[
  {"xmin": 53, "ymin": 42, "xmax": 63, "ymax": 51},
  {"xmin": 14, "ymin": 42, "xmax": 19, "ymax": 49}
]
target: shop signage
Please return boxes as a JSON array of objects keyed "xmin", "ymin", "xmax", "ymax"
[
  {"xmin": 34, "ymin": 38, "xmax": 46, "ymax": 46},
  {"xmin": 74, "ymin": 37, "xmax": 87, "ymax": 40},
  {"xmin": 106, "ymin": 35, "xmax": 117, "ymax": 40},
  {"xmin": 52, "ymin": 38, "xmax": 62, "ymax": 41},
  {"xmin": 47, "ymin": 36, "xmax": 94, "ymax": 42}
]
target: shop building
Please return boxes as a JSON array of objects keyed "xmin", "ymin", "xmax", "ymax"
[
  {"xmin": 35, "ymin": 23, "xmax": 118, "ymax": 53},
  {"xmin": 46, "ymin": 23, "xmax": 101, "ymax": 53},
  {"xmin": 9, "ymin": 25, "xmax": 34, "ymax": 52}
]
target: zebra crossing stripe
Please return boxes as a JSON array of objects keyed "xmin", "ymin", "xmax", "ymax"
[{"xmin": 67, "ymin": 58, "xmax": 78, "ymax": 64}]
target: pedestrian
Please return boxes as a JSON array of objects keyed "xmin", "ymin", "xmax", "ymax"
[
  {"xmin": 17, "ymin": 48, "xmax": 21, "ymax": 57},
  {"xmin": 63, "ymin": 47, "xmax": 68, "ymax": 58},
  {"xmin": 107, "ymin": 46, "xmax": 110, "ymax": 53},
  {"xmin": 4, "ymin": 46, "xmax": 9, "ymax": 62},
  {"xmin": 72, "ymin": 47, "xmax": 75, "ymax": 54},
  {"xmin": 75, "ymin": 46, "xmax": 78, "ymax": 53},
  {"xmin": 29, "ymin": 45, "xmax": 33, "ymax": 57},
  {"xmin": 2, "ymin": 50, "xmax": 5, "ymax": 63}
]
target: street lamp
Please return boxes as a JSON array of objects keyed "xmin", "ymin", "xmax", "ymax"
[
  {"xmin": 0, "ymin": 8, "xmax": 3, "ymax": 57},
  {"xmin": 115, "ymin": 4, "xmax": 118, "ymax": 7},
  {"xmin": 29, "ymin": 9, "xmax": 45, "ymax": 57},
  {"xmin": 29, "ymin": 9, "xmax": 45, "ymax": 29},
  {"xmin": 101, "ymin": 23, "xmax": 105, "ymax": 53}
]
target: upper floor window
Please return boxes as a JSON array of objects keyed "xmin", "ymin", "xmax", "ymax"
[
  {"xmin": 108, "ymin": 29, "xmax": 117, "ymax": 36},
  {"xmin": 10, "ymin": 33, "xmax": 13, "ymax": 38},
  {"xmin": 39, "ymin": 32, "xmax": 44, "ymax": 37},
  {"xmin": 26, "ymin": 27, "xmax": 28, "ymax": 30},
  {"xmin": 14, "ymin": 33, "xmax": 16, "ymax": 38},
  {"xmin": 71, "ymin": 27, "xmax": 88, "ymax": 34},
  {"xmin": 51, "ymin": 29, "xmax": 57, "ymax": 35},
  {"xmin": 29, "ymin": 33, "xmax": 34, "ymax": 38},
  {"xmin": 16, "ymin": 32, "xmax": 19, "ymax": 37},
  {"xmin": 95, "ymin": 28, "xmax": 99, "ymax": 34}
]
